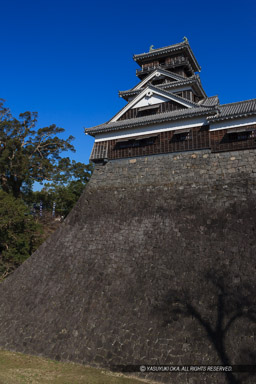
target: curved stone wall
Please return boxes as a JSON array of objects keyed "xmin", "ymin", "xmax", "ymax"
[{"xmin": 0, "ymin": 149, "xmax": 255, "ymax": 384}]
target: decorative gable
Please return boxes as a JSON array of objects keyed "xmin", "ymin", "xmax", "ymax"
[
  {"xmin": 119, "ymin": 100, "xmax": 185, "ymax": 121},
  {"xmin": 111, "ymin": 86, "xmax": 196, "ymax": 123},
  {"xmin": 132, "ymin": 92, "xmax": 169, "ymax": 109}
]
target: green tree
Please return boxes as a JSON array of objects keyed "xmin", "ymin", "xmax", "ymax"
[
  {"xmin": 0, "ymin": 99, "xmax": 75, "ymax": 198},
  {"xmin": 0, "ymin": 99, "xmax": 93, "ymax": 279},
  {"xmin": 29, "ymin": 159, "xmax": 94, "ymax": 217},
  {"xmin": 0, "ymin": 190, "xmax": 43, "ymax": 280}
]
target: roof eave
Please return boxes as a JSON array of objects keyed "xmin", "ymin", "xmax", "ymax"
[
  {"xmin": 133, "ymin": 42, "xmax": 185, "ymax": 60},
  {"xmin": 119, "ymin": 79, "xmax": 195, "ymax": 96},
  {"xmin": 119, "ymin": 78, "xmax": 207, "ymax": 99},
  {"xmin": 86, "ymin": 109, "xmax": 216, "ymax": 137},
  {"xmin": 133, "ymin": 43, "xmax": 201, "ymax": 72},
  {"xmin": 208, "ymin": 112, "xmax": 256, "ymax": 123}
]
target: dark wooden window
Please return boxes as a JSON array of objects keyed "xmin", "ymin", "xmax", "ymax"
[
  {"xmin": 115, "ymin": 135, "xmax": 158, "ymax": 150},
  {"xmin": 137, "ymin": 105, "xmax": 159, "ymax": 117},
  {"xmin": 171, "ymin": 129, "xmax": 191, "ymax": 142},
  {"xmin": 104, "ymin": 126, "xmax": 210, "ymax": 160},
  {"xmin": 151, "ymin": 79, "xmax": 165, "ymax": 86},
  {"xmin": 210, "ymin": 125, "xmax": 256, "ymax": 152},
  {"xmin": 224, "ymin": 130, "xmax": 254, "ymax": 142},
  {"xmin": 119, "ymin": 101, "xmax": 183, "ymax": 121}
]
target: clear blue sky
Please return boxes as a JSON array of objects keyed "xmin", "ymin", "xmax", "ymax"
[{"xmin": 1, "ymin": 0, "xmax": 256, "ymax": 168}]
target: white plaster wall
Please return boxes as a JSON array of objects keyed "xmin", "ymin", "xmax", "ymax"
[
  {"xmin": 209, "ymin": 116, "xmax": 256, "ymax": 131},
  {"xmin": 94, "ymin": 117, "xmax": 208, "ymax": 142},
  {"xmin": 132, "ymin": 94, "xmax": 168, "ymax": 108}
]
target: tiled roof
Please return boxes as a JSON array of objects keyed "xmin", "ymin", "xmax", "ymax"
[
  {"xmin": 131, "ymin": 68, "xmax": 186, "ymax": 88},
  {"xmin": 85, "ymin": 98, "xmax": 256, "ymax": 136},
  {"xmin": 208, "ymin": 99, "xmax": 256, "ymax": 122},
  {"xmin": 198, "ymin": 96, "xmax": 219, "ymax": 107},
  {"xmin": 133, "ymin": 41, "xmax": 201, "ymax": 72},
  {"xmin": 133, "ymin": 41, "xmax": 185, "ymax": 59},
  {"xmin": 119, "ymin": 77, "xmax": 206, "ymax": 99},
  {"xmin": 119, "ymin": 81, "xmax": 199, "ymax": 99},
  {"xmin": 85, "ymin": 106, "xmax": 215, "ymax": 136}
]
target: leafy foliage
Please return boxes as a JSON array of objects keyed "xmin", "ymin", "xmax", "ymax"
[
  {"xmin": 0, "ymin": 99, "xmax": 93, "ymax": 279},
  {"xmin": 0, "ymin": 99, "xmax": 75, "ymax": 197},
  {"xmin": 0, "ymin": 190, "xmax": 43, "ymax": 279},
  {"xmin": 25, "ymin": 160, "xmax": 94, "ymax": 217}
]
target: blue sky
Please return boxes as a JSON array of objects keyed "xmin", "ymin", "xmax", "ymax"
[{"xmin": 1, "ymin": 0, "xmax": 256, "ymax": 170}]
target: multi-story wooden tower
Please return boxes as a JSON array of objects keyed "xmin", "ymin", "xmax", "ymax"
[{"xmin": 86, "ymin": 39, "xmax": 256, "ymax": 161}]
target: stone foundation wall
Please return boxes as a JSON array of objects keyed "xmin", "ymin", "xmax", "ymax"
[{"xmin": 0, "ymin": 149, "xmax": 255, "ymax": 384}]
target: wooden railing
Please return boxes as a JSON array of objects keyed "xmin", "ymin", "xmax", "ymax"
[{"xmin": 136, "ymin": 57, "xmax": 189, "ymax": 76}]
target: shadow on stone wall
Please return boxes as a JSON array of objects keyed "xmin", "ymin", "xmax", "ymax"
[
  {"xmin": 154, "ymin": 266, "xmax": 256, "ymax": 384},
  {"xmin": 1, "ymin": 152, "xmax": 256, "ymax": 384}
]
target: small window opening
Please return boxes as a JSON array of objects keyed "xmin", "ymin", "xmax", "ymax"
[
  {"xmin": 171, "ymin": 129, "xmax": 191, "ymax": 142},
  {"xmin": 137, "ymin": 104, "xmax": 159, "ymax": 117},
  {"xmin": 115, "ymin": 135, "xmax": 158, "ymax": 150},
  {"xmin": 223, "ymin": 129, "xmax": 255, "ymax": 143}
]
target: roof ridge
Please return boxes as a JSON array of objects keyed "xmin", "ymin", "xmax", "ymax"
[
  {"xmin": 219, "ymin": 98, "xmax": 256, "ymax": 107},
  {"xmin": 133, "ymin": 41, "xmax": 185, "ymax": 57}
]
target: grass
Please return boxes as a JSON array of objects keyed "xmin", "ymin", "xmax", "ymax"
[{"xmin": 0, "ymin": 349, "xmax": 151, "ymax": 384}]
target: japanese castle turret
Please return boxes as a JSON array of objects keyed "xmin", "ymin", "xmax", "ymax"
[{"xmin": 86, "ymin": 39, "xmax": 256, "ymax": 160}]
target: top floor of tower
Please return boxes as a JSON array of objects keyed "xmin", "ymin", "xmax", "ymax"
[{"xmin": 134, "ymin": 39, "xmax": 201, "ymax": 80}]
